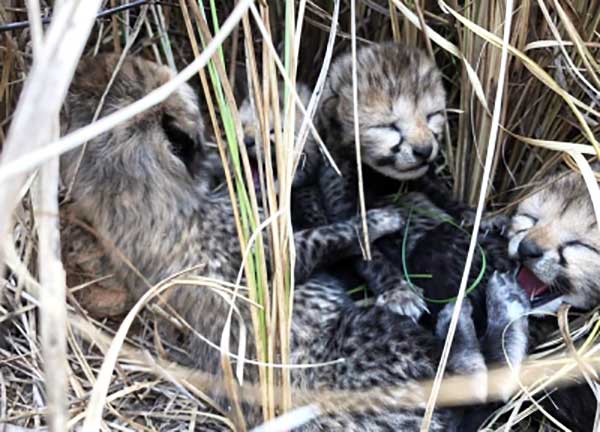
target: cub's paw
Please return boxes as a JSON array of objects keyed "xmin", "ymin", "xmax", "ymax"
[
  {"xmin": 481, "ymin": 214, "xmax": 510, "ymax": 237},
  {"xmin": 376, "ymin": 283, "xmax": 427, "ymax": 321},
  {"xmin": 487, "ymin": 271, "xmax": 530, "ymax": 324},
  {"xmin": 461, "ymin": 210, "xmax": 510, "ymax": 237},
  {"xmin": 363, "ymin": 207, "xmax": 404, "ymax": 239},
  {"xmin": 485, "ymin": 271, "xmax": 530, "ymax": 385},
  {"xmin": 436, "ymin": 298, "xmax": 474, "ymax": 339}
]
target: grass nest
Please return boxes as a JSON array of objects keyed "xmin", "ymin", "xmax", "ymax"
[{"xmin": 1, "ymin": 0, "xmax": 600, "ymax": 431}]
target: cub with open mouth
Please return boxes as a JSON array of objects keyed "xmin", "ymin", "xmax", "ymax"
[
  {"xmin": 508, "ymin": 168, "xmax": 600, "ymax": 310},
  {"xmin": 507, "ymin": 166, "xmax": 600, "ymax": 432}
]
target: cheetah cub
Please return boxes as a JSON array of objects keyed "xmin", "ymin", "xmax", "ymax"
[
  {"xmin": 319, "ymin": 42, "xmax": 445, "ymax": 181},
  {"xmin": 61, "ymin": 54, "xmax": 470, "ymax": 431},
  {"xmin": 508, "ymin": 168, "xmax": 600, "ymax": 310},
  {"xmin": 500, "ymin": 168, "xmax": 600, "ymax": 432},
  {"xmin": 303, "ymin": 43, "xmax": 447, "ymax": 318}
]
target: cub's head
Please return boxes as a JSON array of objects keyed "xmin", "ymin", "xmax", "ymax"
[
  {"xmin": 320, "ymin": 42, "xmax": 446, "ymax": 180},
  {"xmin": 239, "ymin": 83, "xmax": 318, "ymax": 188},
  {"xmin": 61, "ymin": 54, "xmax": 208, "ymax": 213},
  {"xmin": 508, "ymin": 170, "xmax": 600, "ymax": 309},
  {"xmin": 239, "ymin": 82, "xmax": 312, "ymax": 151}
]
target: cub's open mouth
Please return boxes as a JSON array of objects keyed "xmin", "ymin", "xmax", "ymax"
[
  {"xmin": 247, "ymin": 153, "xmax": 280, "ymax": 194},
  {"xmin": 397, "ymin": 163, "xmax": 427, "ymax": 173},
  {"xmin": 248, "ymin": 156, "xmax": 262, "ymax": 192},
  {"xmin": 517, "ymin": 266, "xmax": 561, "ymax": 308}
]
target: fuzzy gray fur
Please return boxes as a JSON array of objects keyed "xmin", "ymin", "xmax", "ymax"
[
  {"xmin": 319, "ymin": 42, "xmax": 446, "ymax": 181},
  {"xmin": 508, "ymin": 169, "xmax": 600, "ymax": 310},
  {"xmin": 60, "ymin": 54, "xmax": 458, "ymax": 430}
]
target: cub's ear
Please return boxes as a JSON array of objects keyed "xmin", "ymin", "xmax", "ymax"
[
  {"xmin": 162, "ymin": 113, "xmax": 204, "ymax": 177},
  {"xmin": 590, "ymin": 159, "xmax": 600, "ymax": 175},
  {"xmin": 318, "ymin": 86, "xmax": 339, "ymax": 130}
]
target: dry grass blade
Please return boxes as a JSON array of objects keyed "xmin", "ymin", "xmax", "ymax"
[
  {"xmin": 391, "ymin": 0, "xmax": 490, "ymax": 110},
  {"xmin": 437, "ymin": 0, "xmax": 600, "ymax": 156},
  {"xmin": 569, "ymin": 152, "xmax": 600, "ymax": 226},
  {"xmin": 0, "ymin": 0, "xmax": 104, "ymax": 262},
  {"xmin": 295, "ymin": 0, "xmax": 339, "ymax": 162},
  {"xmin": 350, "ymin": 0, "xmax": 370, "ymax": 259},
  {"xmin": 32, "ymin": 159, "xmax": 68, "ymax": 432},
  {"xmin": 421, "ymin": 0, "xmax": 514, "ymax": 429},
  {"xmin": 0, "ymin": 0, "xmax": 254, "ymax": 185},
  {"xmin": 181, "ymin": 0, "xmax": 261, "ymax": 424}
]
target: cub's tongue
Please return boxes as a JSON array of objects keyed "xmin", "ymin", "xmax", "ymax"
[{"xmin": 518, "ymin": 267, "xmax": 549, "ymax": 299}]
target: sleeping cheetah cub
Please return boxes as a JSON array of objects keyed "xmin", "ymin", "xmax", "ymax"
[
  {"xmin": 508, "ymin": 168, "xmax": 600, "ymax": 310},
  {"xmin": 319, "ymin": 42, "xmax": 445, "ymax": 181},
  {"xmin": 502, "ymin": 168, "xmax": 600, "ymax": 432},
  {"xmin": 305, "ymin": 42, "xmax": 446, "ymax": 317},
  {"xmin": 61, "ymin": 54, "xmax": 477, "ymax": 431}
]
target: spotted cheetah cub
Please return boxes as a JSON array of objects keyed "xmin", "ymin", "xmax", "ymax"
[
  {"xmin": 502, "ymin": 168, "xmax": 600, "ymax": 432},
  {"xmin": 60, "ymin": 54, "xmax": 470, "ymax": 431},
  {"xmin": 319, "ymin": 42, "xmax": 445, "ymax": 181},
  {"xmin": 508, "ymin": 168, "xmax": 600, "ymax": 310},
  {"xmin": 306, "ymin": 43, "xmax": 446, "ymax": 317}
]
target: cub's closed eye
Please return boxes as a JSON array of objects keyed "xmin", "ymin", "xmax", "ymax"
[
  {"xmin": 426, "ymin": 110, "xmax": 444, "ymax": 121},
  {"xmin": 517, "ymin": 213, "xmax": 538, "ymax": 224},
  {"xmin": 373, "ymin": 123, "xmax": 401, "ymax": 133},
  {"xmin": 563, "ymin": 240, "xmax": 600, "ymax": 255}
]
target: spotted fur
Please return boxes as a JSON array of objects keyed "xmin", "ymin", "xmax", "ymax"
[
  {"xmin": 319, "ymin": 42, "xmax": 446, "ymax": 181},
  {"xmin": 61, "ymin": 54, "xmax": 459, "ymax": 431},
  {"xmin": 508, "ymin": 170, "xmax": 600, "ymax": 309}
]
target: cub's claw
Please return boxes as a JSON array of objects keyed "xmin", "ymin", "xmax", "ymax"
[
  {"xmin": 376, "ymin": 283, "xmax": 428, "ymax": 321},
  {"xmin": 362, "ymin": 207, "xmax": 405, "ymax": 240},
  {"xmin": 487, "ymin": 270, "xmax": 530, "ymax": 322},
  {"xmin": 461, "ymin": 211, "xmax": 510, "ymax": 237}
]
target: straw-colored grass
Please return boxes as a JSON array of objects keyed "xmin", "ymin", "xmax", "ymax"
[{"xmin": 1, "ymin": 1, "xmax": 600, "ymax": 431}]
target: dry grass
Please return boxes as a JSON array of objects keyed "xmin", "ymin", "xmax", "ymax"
[{"xmin": 1, "ymin": 0, "xmax": 600, "ymax": 431}]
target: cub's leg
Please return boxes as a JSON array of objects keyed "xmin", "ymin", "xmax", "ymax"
[
  {"xmin": 318, "ymin": 157, "xmax": 358, "ymax": 221},
  {"xmin": 482, "ymin": 271, "xmax": 529, "ymax": 402},
  {"xmin": 293, "ymin": 207, "xmax": 404, "ymax": 283},
  {"xmin": 483, "ymin": 271, "xmax": 529, "ymax": 366},
  {"xmin": 318, "ymin": 160, "xmax": 425, "ymax": 316},
  {"xmin": 436, "ymin": 299, "xmax": 487, "ymax": 387}
]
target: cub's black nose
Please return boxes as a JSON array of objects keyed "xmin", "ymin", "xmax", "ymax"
[
  {"xmin": 518, "ymin": 239, "xmax": 544, "ymax": 259},
  {"xmin": 244, "ymin": 137, "xmax": 255, "ymax": 148},
  {"xmin": 413, "ymin": 145, "xmax": 433, "ymax": 160}
]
